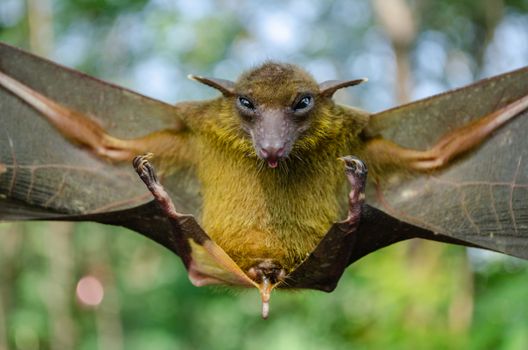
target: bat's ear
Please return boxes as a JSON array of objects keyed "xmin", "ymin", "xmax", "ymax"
[
  {"xmin": 188, "ymin": 75, "xmax": 235, "ymax": 97},
  {"xmin": 318, "ymin": 78, "xmax": 367, "ymax": 97}
]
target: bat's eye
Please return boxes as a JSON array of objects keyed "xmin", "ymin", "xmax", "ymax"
[
  {"xmin": 237, "ymin": 96, "xmax": 256, "ymax": 111},
  {"xmin": 293, "ymin": 95, "xmax": 313, "ymax": 112}
]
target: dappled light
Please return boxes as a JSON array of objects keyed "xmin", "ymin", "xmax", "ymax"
[{"xmin": 76, "ymin": 276, "xmax": 104, "ymax": 307}]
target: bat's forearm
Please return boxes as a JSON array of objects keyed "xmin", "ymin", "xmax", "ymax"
[
  {"xmin": 0, "ymin": 70, "xmax": 106, "ymax": 150},
  {"xmin": 0, "ymin": 69, "xmax": 194, "ymax": 168},
  {"xmin": 362, "ymin": 93, "xmax": 528, "ymax": 175}
]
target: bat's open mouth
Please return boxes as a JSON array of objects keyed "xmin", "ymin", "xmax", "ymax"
[
  {"xmin": 267, "ymin": 159, "xmax": 279, "ymax": 168},
  {"xmin": 260, "ymin": 147, "xmax": 284, "ymax": 169}
]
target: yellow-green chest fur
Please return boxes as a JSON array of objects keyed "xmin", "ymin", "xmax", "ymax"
[{"xmin": 196, "ymin": 137, "xmax": 351, "ymax": 272}]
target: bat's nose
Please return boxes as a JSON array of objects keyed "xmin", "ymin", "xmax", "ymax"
[{"xmin": 260, "ymin": 146, "xmax": 285, "ymax": 168}]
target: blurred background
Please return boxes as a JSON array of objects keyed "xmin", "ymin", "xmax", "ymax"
[{"xmin": 1, "ymin": 0, "xmax": 528, "ymax": 349}]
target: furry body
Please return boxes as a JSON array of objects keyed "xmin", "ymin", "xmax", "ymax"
[{"xmin": 169, "ymin": 63, "xmax": 370, "ymax": 272}]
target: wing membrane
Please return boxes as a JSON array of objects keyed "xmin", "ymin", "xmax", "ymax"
[
  {"xmin": 0, "ymin": 42, "xmax": 200, "ymax": 219},
  {"xmin": 368, "ymin": 67, "xmax": 528, "ymax": 258}
]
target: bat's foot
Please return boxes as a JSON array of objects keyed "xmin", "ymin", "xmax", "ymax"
[
  {"xmin": 133, "ymin": 153, "xmax": 180, "ymax": 217},
  {"xmin": 338, "ymin": 156, "xmax": 367, "ymax": 225},
  {"xmin": 133, "ymin": 153, "xmax": 158, "ymax": 186}
]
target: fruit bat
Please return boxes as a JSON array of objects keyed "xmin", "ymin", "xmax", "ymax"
[{"xmin": 0, "ymin": 42, "xmax": 527, "ymax": 318}]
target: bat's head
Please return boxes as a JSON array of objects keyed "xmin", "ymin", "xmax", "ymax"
[{"xmin": 190, "ymin": 62, "xmax": 366, "ymax": 168}]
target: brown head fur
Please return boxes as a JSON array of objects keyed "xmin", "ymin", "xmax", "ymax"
[{"xmin": 188, "ymin": 62, "xmax": 369, "ymax": 272}]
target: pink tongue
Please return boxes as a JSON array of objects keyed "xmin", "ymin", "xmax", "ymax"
[{"xmin": 268, "ymin": 160, "xmax": 278, "ymax": 168}]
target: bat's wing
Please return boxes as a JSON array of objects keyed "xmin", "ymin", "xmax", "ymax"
[
  {"xmin": 0, "ymin": 42, "xmax": 201, "ymax": 219},
  {"xmin": 68, "ymin": 199, "xmax": 254, "ymax": 286},
  {"xmin": 365, "ymin": 67, "xmax": 528, "ymax": 259}
]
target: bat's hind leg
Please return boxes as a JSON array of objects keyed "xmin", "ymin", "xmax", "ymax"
[
  {"xmin": 284, "ymin": 156, "xmax": 368, "ymax": 291},
  {"xmin": 339, "ymin": 156, "xmax": 368, "ymax": 225},
  {"xmin": 132, "ymin": 154, "xmax": 257, "ymax": 286},
  {"xmin": 366, "ymin": 94, "xmax": 528, "ymax": 171},
  {"xmin": 133, "ymin": 154, "xmax": 280, "ymax": 316}
]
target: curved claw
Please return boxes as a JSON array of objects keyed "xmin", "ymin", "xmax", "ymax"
[
  {"xmin": 133, "ymin": 153, "xmax": 158, "ymax": 185},
  {"xmin": 338, "ymin": 156, "xmax": 368, "ymax": 177},
  {"xmin": 338, "ymin": 156, "xmax": 368, "ymax": 225}
]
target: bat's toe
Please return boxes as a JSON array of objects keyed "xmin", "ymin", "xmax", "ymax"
[
  {"xmin": 338, "ymin": 155, "xmax": 367, "ymax": 177},
  {"xmin": 133, "ymin": 153, "xmax": 158, "ymax": 185}
]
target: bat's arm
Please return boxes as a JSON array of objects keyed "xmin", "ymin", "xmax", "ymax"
[
  {"xmin": 0, "ymin": 70, "xmax": 193, "ymax": 166},
  {"xmin": 362, "ymin": 94, "xmax": 528, "ymax": 174}
]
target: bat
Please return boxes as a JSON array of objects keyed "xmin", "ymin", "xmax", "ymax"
[{"xmin": 0, "ymin": 42, "xmax": 527, "ymax": 318}]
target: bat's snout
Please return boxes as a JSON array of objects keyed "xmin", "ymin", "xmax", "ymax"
[{"xmin": 260, "ymin": 145, "xmax": 286, "ymax": 168}]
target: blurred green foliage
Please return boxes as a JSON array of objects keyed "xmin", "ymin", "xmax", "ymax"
[{"xmin": 1, "ymin": 0, "xmax": 528, "ymax": 349}]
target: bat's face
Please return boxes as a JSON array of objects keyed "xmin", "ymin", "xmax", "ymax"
[
  {"xmin": 233, "ymin": 62, "xmax": 320, "ymax": 168},
  {"xmin": 190, "ymin": 62, "xmax": 366, "ymax": 168}
]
